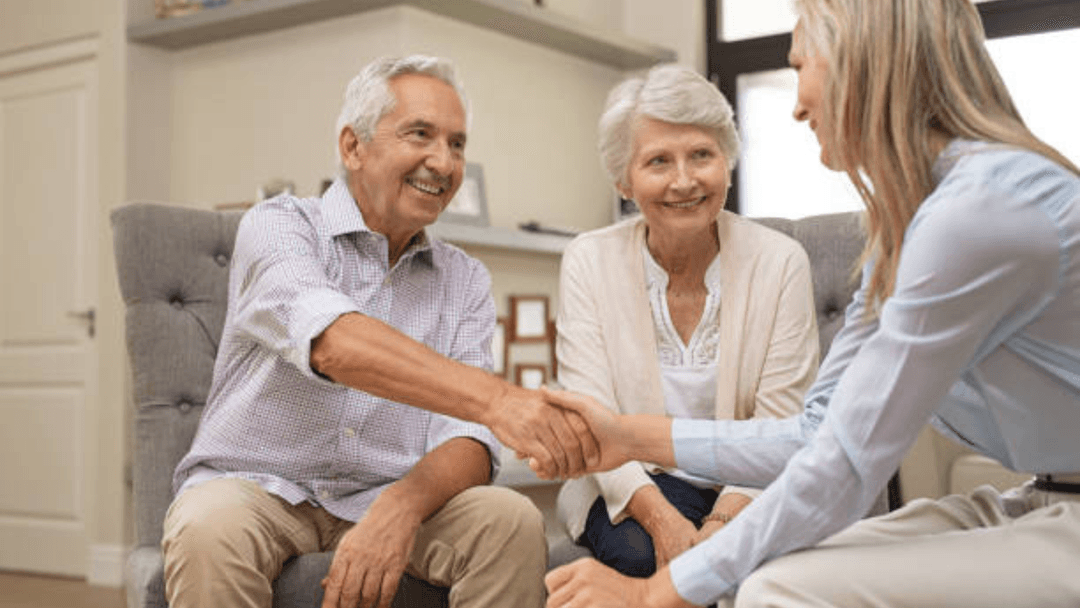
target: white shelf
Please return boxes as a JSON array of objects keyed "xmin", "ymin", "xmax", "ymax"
[
  {"xmin": 427, "ymin": 222, "xmax": 572, "ymax": 255},
  {"xmin": 128, "ymin": 0, "xmax": 676, "ymax": 69}
]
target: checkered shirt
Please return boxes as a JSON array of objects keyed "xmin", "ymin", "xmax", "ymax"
[{"xmin": 173, "ymin": 178, "xmax": 501, "ymax": 522}]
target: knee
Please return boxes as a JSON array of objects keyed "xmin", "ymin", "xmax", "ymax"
[
  {"xmin": 732, "ymin": 560, "xmax": 797, "ymax": 608},
  {"xmin": 468, "ymin": 486, "xmax": 545, "ymax": 548},
  {"xmin": 593, "ymin": 523, "xmax": 655, "ymax": 578},
  {"xmin": 162, "ymin": 481, "xmax": 263, "ymax": 566}
]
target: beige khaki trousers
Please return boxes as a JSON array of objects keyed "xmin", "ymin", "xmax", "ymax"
[
  {"xmin": 162, "ymin": 478, "xmax": 547, "ymax": 608},
  {"xmin": 730, "ymin": 482, "xmax": 1080, "ymax": 607}
]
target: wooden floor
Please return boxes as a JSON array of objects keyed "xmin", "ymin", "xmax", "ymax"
[{"xmin": 0, "ymin": 572, "xmax": 125, "ymax": 608}]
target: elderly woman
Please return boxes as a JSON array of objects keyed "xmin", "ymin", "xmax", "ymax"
[
  {"xmin": 545, "ymin": 0, "xmax": 1080, "ymax": 607},
  {"xmin": 553, "ymin": 64, "xmax": 820, "ymax": 578}
]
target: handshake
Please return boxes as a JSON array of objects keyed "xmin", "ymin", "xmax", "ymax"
[{"xmin": 483, "ymin": 386, "xmax": 673, "ymax": 480}]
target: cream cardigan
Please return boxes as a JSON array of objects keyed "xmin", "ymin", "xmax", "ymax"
[{"xmin": 554, "ymin": 212, "xmax": 820, "ymax": 540}]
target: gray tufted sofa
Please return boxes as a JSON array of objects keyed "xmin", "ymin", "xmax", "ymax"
[{"xmin": 112, "ymin": 202, "xmax": 874, "ymax": 608}]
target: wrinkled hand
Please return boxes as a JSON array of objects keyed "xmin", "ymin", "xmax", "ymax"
[
  {"xmin": 651, "ymin": 515, "xmax": 699, "ymax": 570},
  {"xmin": 539, "ymin": 387, "xmax": 628, "ymax": 474},
  {"xmin": 321, "ymin": 495, "xmax": 419, "ymax": 608},
  {"xmin": 546, "ymin": 558, "xmax": 652, "ymax": 608},
  {"xmin": 485, "ymin": 384, "xmax": 599, "ymax": 479},
  {"xmin": 694, "ymin": 520, "xmax": 725, "ymax": 546}
]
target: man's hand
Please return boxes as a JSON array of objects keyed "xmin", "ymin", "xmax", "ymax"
[
  {"xmin": 483, "ymin": 384, "xmax": 600, "ymax": 479},
  {"xmin": 320, "ymin": 494, "xmax": 420, "ymax": 608},
  {"xmin": 538, "ymin": 387, "xmax": 630, "ymax": 474},
  {"xmin": 545, "ymin": 558, "xmax": 699, "ymax": 608}
]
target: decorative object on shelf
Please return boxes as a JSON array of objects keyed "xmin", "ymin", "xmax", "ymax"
[
  {"xmin": 613, "ymin": 194, "xmax": 639, "ymax": 223},
  {"xmin": 491, "ymin": 317, "xmax": 508, "ymax": 377},
  {"xmin": 441, "ymin": 162, "xmax": 488, "ymax": 226},
  {"xmin": 257, "ymin": 178, "xmax": 295, "ymax": 201},
  {"xmin": 155, "ymin": 0, "xmax": 232, "ymax": 19},
  {"xmin": 515, "ymin": 364, "xmax": 547, "ymax": 390},
  {"xmin": 509, "ymin": 294, "xmax": 550, "ymax": 343},
  {"xmin": 548, "ymin": 319, "xmax": 558, "ymax": 381},
  {"xmin": 518, "ymin": 220, "xmax": 580, "ymax": 237}
]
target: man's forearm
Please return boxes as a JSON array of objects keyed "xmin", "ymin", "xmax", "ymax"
[
  {"xmin": 311, "ymin": 312, "xmax": 504, "ymax": 425},
  {"xmin": 376, "ymin": 437, "xmax": 492, "ymax": 525}
]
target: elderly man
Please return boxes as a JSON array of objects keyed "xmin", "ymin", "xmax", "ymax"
[{"xmin": 161, "ymin": 55, "xmax": 594, "ymax": 608}]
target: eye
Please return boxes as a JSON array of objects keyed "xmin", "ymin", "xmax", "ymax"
[
  {"xmin": 647, "ymin": 155, "xmax": 667, "ymax": 167},
  {"xmin": 692, "ymin": 148, "xmax": 714, "ymax": 160}
]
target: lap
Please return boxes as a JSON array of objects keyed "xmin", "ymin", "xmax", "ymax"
[{"xmin": 737, "ymin": 486, "xmax": 1080, "ymax": 608}]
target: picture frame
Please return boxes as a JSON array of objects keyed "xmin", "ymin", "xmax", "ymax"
[
  {"xmin": 491, "ymin": 317, "xmax": 509, "ymax": 377},
  {"xmin": 548, "ymin": 319, "xmax": 558, "ymax": 381},
  {"xmin": 440, "ymin": 162, "xmax": 489, "ymax": 226},
  {"xmin": 613, "ymin": 194, "xmax": 639, "ymax": 223},
  {"xmin": 509, "ymin": 295, "xmax": 549, "ymax": 343},
  {"xmin": 515, "ymin": 364, "xmax": 547, "ymax": 390}
]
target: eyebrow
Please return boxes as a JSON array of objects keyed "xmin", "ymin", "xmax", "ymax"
[{"xmin": 401, "ymin": 119, "xmax": 466, "ymax": 143}]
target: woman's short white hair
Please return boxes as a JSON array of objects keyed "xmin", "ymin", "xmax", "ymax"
[
  {"xmin": 598, "ymin": 64, "xmax": 740, "ymax": 188},
  {"xmin": 334, "ymin": 55, "xmax": 470, "ymax": 174}
]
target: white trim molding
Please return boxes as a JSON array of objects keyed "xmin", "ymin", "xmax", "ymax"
[
  {"xmin": 0, "ymin": 36, "xmax": 98, "ymax": 79},
  {"xmin": 87, "ymin": 544, "xmax": 126, "ymax": 588}
]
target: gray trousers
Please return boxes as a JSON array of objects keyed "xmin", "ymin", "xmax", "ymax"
[{"xmin": 731, "ymin": 480, "xmax": 1080, "ymax": 607}]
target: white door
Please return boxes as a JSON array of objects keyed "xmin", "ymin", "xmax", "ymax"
[{"xmin": 0, "ymin": 48, "xmax": 98, "ymax": 577}]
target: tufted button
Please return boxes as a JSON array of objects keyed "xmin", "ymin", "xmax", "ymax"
[
  {"xmin": 215, "ymin": 254, "xmax": 228, "ymax": 267},
  {"xmin": 178, "ymin": 401, "xmax": 192, "ymax": 413},
  {"xmin": 171, "ymin": 298, "xmax": 184, "ymax": 310}
]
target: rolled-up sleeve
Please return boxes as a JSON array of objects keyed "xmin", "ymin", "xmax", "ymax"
[{"xmin": 229, "ymin": 203, "xmax": 360, "ymax": 379}]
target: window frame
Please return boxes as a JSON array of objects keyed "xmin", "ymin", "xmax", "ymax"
[{"xmin": 706, "ymin": 0, "xmax": 1080, "ymax": 213}]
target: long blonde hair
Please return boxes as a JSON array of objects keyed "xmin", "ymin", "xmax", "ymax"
[{"xmin": 795, "ymin": 0, "xmax": 1080, "ymax": 309}]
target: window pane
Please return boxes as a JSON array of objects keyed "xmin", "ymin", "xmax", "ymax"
[
  {"xmin": 734, "ymin": 27, "xmax": 1080, "ymax": 219},
  {"xmin": 987, "ymin": 28, "xmax": 1080, "ymax": 166},
  {"xmin": 721, "ymin": 0, "xmax": 996, "ymax": 42},
  {"xmin": 736, "ymin": 69, "xmax": 862, "ymax": 218},
  {"xmin": 721, "ymin": 0, "xmax": 796, "ymax": 41}
]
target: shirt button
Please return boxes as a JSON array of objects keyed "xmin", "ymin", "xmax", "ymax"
[
  {"xmin": 344, "ymin": 427, "xmax": 355, "ymax": 437},
  {"xmin": 319, "ymin": 490, "xmax": 330, "ymax": 500}
]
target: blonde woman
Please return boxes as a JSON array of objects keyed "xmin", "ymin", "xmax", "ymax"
[
  {"xmin": 544, "ymin": 0, "xmax": 1080, "ymax": 607},
  {"xmin": 554, "ymin": 64, "xmax": 819, "ymax": 578}
]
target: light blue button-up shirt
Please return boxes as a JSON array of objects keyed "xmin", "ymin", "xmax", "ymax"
[
  {"xmin": 174, "ymin": 178, "xmax": 500, "ymax": 523},
  {"xmin": 667, "ymin": 140, "xmax": 1080, "ymax": 605}
]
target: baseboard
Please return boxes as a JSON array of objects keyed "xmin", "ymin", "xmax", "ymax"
[{"xmin": 87, "ymin": 544, "xmax": 126, "ymax": 587}]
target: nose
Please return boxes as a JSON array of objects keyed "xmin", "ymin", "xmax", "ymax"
[
  {"xmin": 793, "ymin": 96, "xmax": 809, "ymax": 123},
  {"xmin": 425, "ymin": 140, "xmax": 456, "ymax": 176},
  {"xmin": 671, "ymin": 161, "xmax": 696, "ymax": 194}
]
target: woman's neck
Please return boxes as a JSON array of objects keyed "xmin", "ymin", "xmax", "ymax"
[{"xmin": 646, "ymin": 222, "xmax": 720, "ymax": 287}]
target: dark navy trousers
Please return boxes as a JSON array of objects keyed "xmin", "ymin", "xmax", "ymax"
[{"xmin": 579, "ymin": 472, "xmax": 719, "ymax": 578}]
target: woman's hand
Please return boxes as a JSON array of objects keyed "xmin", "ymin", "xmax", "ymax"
[
  {"xmin": 626, "ymin": 484, "xmax": 699, "ymax": 570},
  {"xmin": 539, "ymin": 387, "xmax": 631, "ymax": 473},
  {"xmin": 545, "ymin": 558, "xmax": 700, "ymax": 608}
]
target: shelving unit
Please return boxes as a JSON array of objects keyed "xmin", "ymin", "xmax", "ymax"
[
  {"xmin": 427, "ymin": 222, "xmax": 572, "ymax": 255},
  {"xmin": 128, "ymin": 0, "xmax": 676, "ymax": 69}
]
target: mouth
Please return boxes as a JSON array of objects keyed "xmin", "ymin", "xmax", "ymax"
[
  {"xmin": 405, "ymin": 176, "xmax": 448, "ymax": 197},
  {"xmin": 662, "ymin": 196, "xmax": 707, "ymax": 210}
]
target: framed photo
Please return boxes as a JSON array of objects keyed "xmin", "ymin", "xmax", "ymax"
[
  {"xmin": 613, "ymin": 194, "xmax": 639, "ymax": 223},
  {"xmin": 548, "ymin": 319, "xmax": 558, "ymax": 381},
  {"xmin": 515, "ymin": 364, "xmax": 547, "ymax": 390},
  {"xmin": 491, "ymin": 317, "xmax": 509, "ymax": 377},
  {"xmin": 509, "ymin": 295, "xmax": 549, "ymax": 343},
  {"xmin": 441, "ymin": 163, "xmax": 489, "ymax": 226}
]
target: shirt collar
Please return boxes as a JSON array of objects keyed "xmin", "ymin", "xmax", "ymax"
[{"xmin": 321, "ymin": 177, "xmax": 434, "ymax": 263}]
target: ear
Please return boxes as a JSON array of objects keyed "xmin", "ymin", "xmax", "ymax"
[
  {"xmin": 338, "ymin": 127, "xmax": 364, "ymax": 172},
  {"xmin": 615, "ymin": 180, "xmax": 633, "ymax": 202}
]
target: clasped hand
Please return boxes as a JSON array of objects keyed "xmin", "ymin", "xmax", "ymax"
[{"xmin": 486, "ymin": 385, "xmax": 628, "ymax": 480}]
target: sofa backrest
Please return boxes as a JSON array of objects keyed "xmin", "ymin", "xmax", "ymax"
[
  {"xmin": 111, "ymin": 203, "xmax": 865, "ymax": 549},
  {"xmin": 112, "ymin": 203, "xmax": 244, "ymax": 548},
  {"xmin": 755, "ymin": 212, "xmax": 865, "ymax": 358}
]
